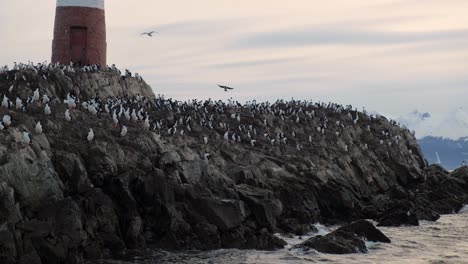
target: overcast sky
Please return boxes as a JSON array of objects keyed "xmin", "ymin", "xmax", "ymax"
[{"xmin": 1, "ymin": 0, "xmax": 467, "ymax": 117}]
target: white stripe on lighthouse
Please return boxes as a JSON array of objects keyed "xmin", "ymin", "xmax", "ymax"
[{"xmin": 57, "ymin": 0, "xmax": 104, "ymax": 10}]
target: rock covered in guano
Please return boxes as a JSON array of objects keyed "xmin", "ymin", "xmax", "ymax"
[{"xmin": 0, "ymin": 63, "xmax": 467, "ymax": 263}]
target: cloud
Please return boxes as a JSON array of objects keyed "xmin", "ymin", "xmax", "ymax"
[
  {"xmin": 233, "ymin": 28, "xmax": 468, "ymax": 48},
  {"xmin": 205, "ymin": 57, "xmax": 303, "ymax": 69}
]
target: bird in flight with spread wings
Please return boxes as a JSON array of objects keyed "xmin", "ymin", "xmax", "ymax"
[
  {"xmin": 218, "ymin": 84, "xmax": 234, "ymax": 92},
  {"xmin": 141, "ymin": 31, "xmax": 159, "ymax": 37}
]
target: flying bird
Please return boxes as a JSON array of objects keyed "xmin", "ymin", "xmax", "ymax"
[
  {"xmin": 218, "ymin": 84, "xmax": 234, "ymax": 92},
  {"xmin": 141, "ymin": 31, "xmax": 158, "ymax": 37}
]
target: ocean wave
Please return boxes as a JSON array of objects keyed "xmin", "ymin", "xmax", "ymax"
[{"xmin": 459, "ymin": 205, "xmax": 468, "ymax": 214}]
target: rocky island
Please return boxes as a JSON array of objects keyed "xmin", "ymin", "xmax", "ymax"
[{"xmin": 0, "ymin": 63, "xmax": 467, "ymax": 264}]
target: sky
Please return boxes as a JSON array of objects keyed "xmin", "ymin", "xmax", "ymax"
[{"xmin": 1, "ymin": 0, "xmax": 468, "ymax": 119}]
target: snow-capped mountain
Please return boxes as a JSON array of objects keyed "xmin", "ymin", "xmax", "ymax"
[
  {"xmin": 396, "ymin": 107, "xmax": 468, "ymax": 170},
  {"xmin": 397, "ymin": 107, "xmax": 468, "ymax": 140}
]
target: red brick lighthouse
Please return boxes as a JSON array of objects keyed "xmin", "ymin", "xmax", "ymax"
[{"xmin": 52, "ymin": 0, "xmax": 107, "ymax": 66}]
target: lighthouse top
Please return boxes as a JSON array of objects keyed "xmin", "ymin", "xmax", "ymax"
[{"xmin": 57, "ymin": 0, "xmax": 104, "ymax": 10}]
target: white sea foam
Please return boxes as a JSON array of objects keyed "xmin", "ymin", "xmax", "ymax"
[
  {"xmin": 275, "ymin": 223, "xmax": 333, "ymax": 250},
  {"xmin": 365, "ymin": 241, "xmax": 379, "ymax": 250},
  {"xmin": 459, "ymin": 205, "xmax": 468, "ymax": 214},
  {"xmin": 89, "ymin": 214, "xmax": 468, "ymax": 264},
  {"xmin": 313, "ymin": 223, "xmax": 332, "ymax": 236}
]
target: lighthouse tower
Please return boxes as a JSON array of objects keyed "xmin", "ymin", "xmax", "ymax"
[{"xmin": 52, "ymin": 0, "xmax": 107, "ymax": 66}]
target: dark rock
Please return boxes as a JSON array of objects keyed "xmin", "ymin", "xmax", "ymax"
[
  {"xmin": 195, "ymin": 198, "xmax": 246, "ymax": 231},
  {"xmin": 237, "ymin": 184, "xmax": 283, "ymax": 230},
  {"xmin": 18, "ymin": 251, "xmax": 42, "ymax": 264},
  {"xmin": 377, "ymin": 210, "xmax": 419, "ymax": 227},
  {"xmin": 279, "ymin": 218, "xmax": 317, "ymax": 236},
  {"xmin": 338, "ymin": 220, "xmax": 391, "ymax": 243},
  {"xmin": 293, "ymin": 230, "xmax": 367, "ymax": 254},
  {"xmin": 0, "ymin": 230, "xmax": 17, "ymax": 264},
  {"xmin": 293, "ymin": 220, "xmax": 390, "ymax": 254}
]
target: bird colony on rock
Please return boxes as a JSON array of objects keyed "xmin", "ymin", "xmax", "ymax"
[{"xmin": 0, "ymin": 62, "xmax": 418, "ymax": 166}]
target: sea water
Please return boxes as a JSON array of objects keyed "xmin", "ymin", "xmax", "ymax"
[{"xmin": 89, "ymin": 206, "xmax": 468, "ymax": 264}]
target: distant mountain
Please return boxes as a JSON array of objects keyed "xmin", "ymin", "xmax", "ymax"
[
  {"xmin": 418, "ymin": 136, "xmax": 468, "ymax": 170},
  {"xmin": 396, "ymin": 108, "xmax": 468, "ymax": 170},
  {"xmin": 397, "ymin": 107, "xmax": 468, "ymax": 140}
]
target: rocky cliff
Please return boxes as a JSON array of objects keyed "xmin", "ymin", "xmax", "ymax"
[{"xmin": 0, "ymin": 65, "xmax": 467, "ymax": 264}]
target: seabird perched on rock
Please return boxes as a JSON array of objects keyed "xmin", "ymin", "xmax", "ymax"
[
  {"xmin": 44, "ymin": 104, "xmax": 51, "ymax": 115},
  {"xmin": 15, "ymin": 97, "xmax": 23, "ymax": 110},
  {"xmin": 21, "ymin": 132, "xmax": 31, "ymax": 145},
  {"xmin": 203, "ymin": 136, "xmax": 208, "ymax": 145},
  {"xmin": 124, "ymin": 109, "xmax": 131, "ymax": 121},
  {"xmin": 218, "ymin": 84, "xmax": 234, "ymax": 92},
  {"xmin": 112, "ymin": 111, "xmax": 119, "ymax": 126},
  {"xmin": 2, "ymin": 115, "xmax": 11, "ymax": 127},
  {"xmin": 2, "ymin": 95, "xmax": 9, "ymax": 108},
  {"xmin": 137, "ymin": 110, "xmax": 145, "ymax": 120},
  {"xmin": 0, "ymin": 122, "xmax": 4, "ymax": 131},
  {"xmin": 88, "ymin": 105, "xmax": 98, "ymax": 115},
  {"xmin": 143, "ymin": 117, "xmax": 150, "ymax": 130},
  {"xmin": 32, "ymin": 89, "xmax": 40, "ymax": 102},
  {"xmin": 120, "ymin": 126, "xmax": 128, "ymax": 137},
  {"xmin": 131, "ymin": 109, "xmax": 138, "ymax": 121},
  {"xmin": 65, "ymin": 109, "xmax": 72, "ymax": 122},
  {"xmin": 125, "ymin": 69, "xmax": 132, "ymax": 77},
  {"xmin": 35, "ymin": 121, "xmax": 43, "ymax": 134},
  {"xmin": 250, "ymin": 139, "xmax": 256, "ymax": 147},
  {"xmin": 141, "ymin": 31, "xmax": 158, "ymax": 37},
  {"xmin": 42, "ymin": 94, "xmax": 50, "ymax": 104},
  {"xmin": 64, "ymin": 94, "xmax": 76, "ymax": 109},
  {"xmin": 87, "ymin": 128, "xmax": 94, "ymax": 142}
]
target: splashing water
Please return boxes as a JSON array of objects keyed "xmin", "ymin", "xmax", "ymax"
[{"xmin": 89, "ymin": 208, "xmax": 468, "ymax": 264}]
